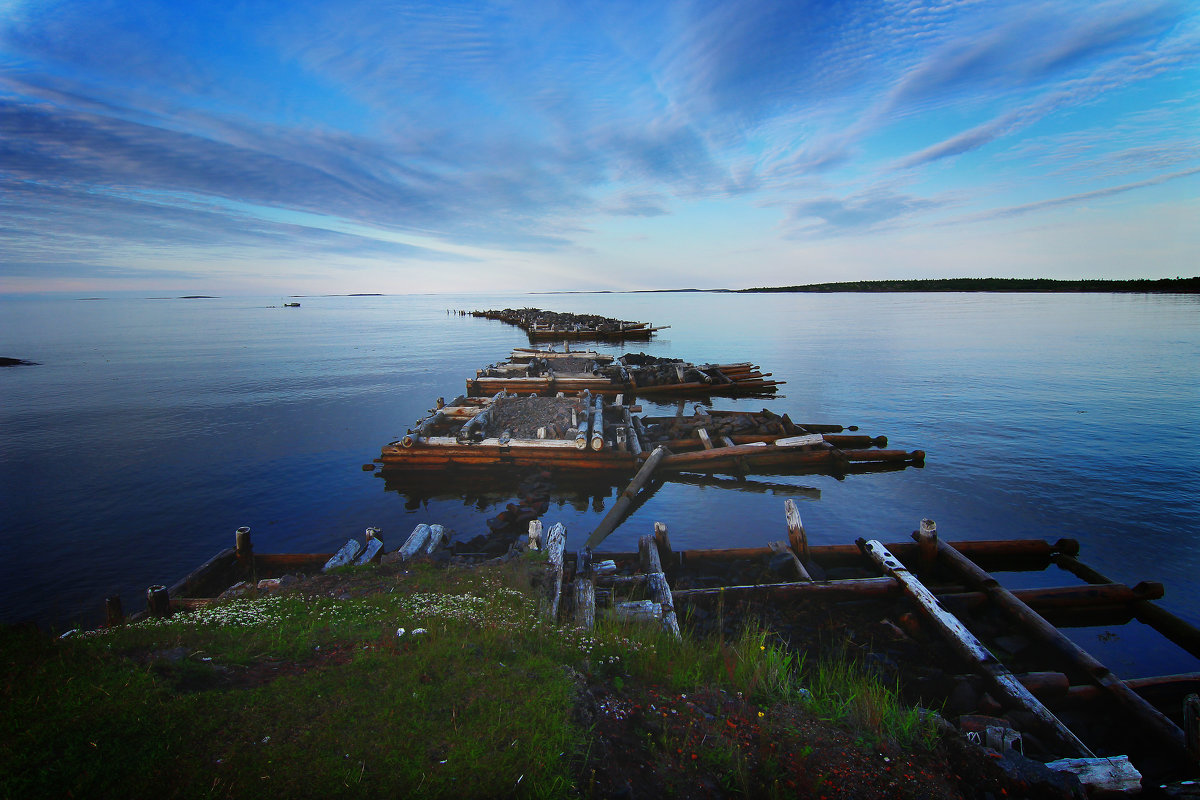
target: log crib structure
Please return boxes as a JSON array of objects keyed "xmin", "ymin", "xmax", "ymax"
[
  {"xmin": 469, "ymin": 307, "xmax": 669, "ymax": 341},
  {"xmin": 467, "ymin": 347, "xmax": 783, "ymax": 398},
  {"xmin": 120, "ymin": 508, "xmax": 1200, "ymax": 794},
  {"xmin": 377, "ymin": 392, "xmax": 923, "ymax": 477}
]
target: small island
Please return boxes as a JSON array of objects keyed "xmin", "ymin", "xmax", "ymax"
[{"xmin": 738, "ymin": 277, "xmax": 1200, "ymax": 293}]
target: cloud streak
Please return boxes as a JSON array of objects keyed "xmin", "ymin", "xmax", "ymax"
[{"xmin": 0, "ymin": 0, "xmax": 1196, "ymax": 290}]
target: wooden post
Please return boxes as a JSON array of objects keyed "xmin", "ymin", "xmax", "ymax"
[
  {"xmin": 585, "ymin": 447, "xmax": 668, "ymax": 549},
  {"xmin": 574, "ymin": 577, "xmax": 596, "ymax": 629},
  {"xmin": 1184, "ymin": 693, "xmax": 1200, "ymax": 765},
  {"xmin": 916, "ymin": 518, "xmax": 937, "ymax": 573},
  {"xmin": 528, "ymin": 519, "xmax": 543, "ymax": 550},
  {"xmin": 639, "ymin": 534, "xmax": 681, "ymax": 639},
  {"xmin": 784, "ymin": 499, "xmax": 808, "ymax": 563},
  {"xmin": 860, "ymin": 539, "xmax": 1094, "ymax": 758},
  {"xmin": 146, "ymin": 585, "xmax": 171, "ymax": 618},
  {"xmin": 105, "ymin": 595, "xmax": 124, "ymax": 627},
  {"xmin": 543, "ymin": 523, "xmax": 567, "ymax": 620},
  {"xmin": 235, "ymin": 526, "xmax": 252, "ymax": 558},
  {"xmin": 653, "ymin": 522, "xmax": 674, "ymax": 570},
  {"xmin": 932, "ymin": 537, "xmax": 1188, "ymax": 761}
]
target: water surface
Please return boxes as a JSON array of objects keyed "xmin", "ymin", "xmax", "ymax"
[{"xmin": 2, "ymin": 291, "xmax": 1197, "ymax": 677}]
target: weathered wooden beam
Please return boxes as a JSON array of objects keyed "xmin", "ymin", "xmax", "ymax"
[
  {"xmin": 860, "ymin": 538, "xmax": 1094, "ymax": 758},
  {"xmin": 639, "ymin": 533, "xmax": 681, "ymax": 639},
  {"xmin": 397, "ymin": 524, "xmax": 432, "ymax": 561},
  {"xmin": 543, "ymin": 523, "xmax": 567, "ymax": 620},
  {"xmin": 784, "ymin": 499, "xmax": 809, "ymax": 563},
  {"xmin": 574, "ymin": 578, "xmax": 596, "ymax": 629},
  {"xmin": 324, "ymin": 539, "xmax": 365, "ymax": 570},
  {"xmin": 584, "ymin": 446, "xmax": 669, "ymax": 549}
]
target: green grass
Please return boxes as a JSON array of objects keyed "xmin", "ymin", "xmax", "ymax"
[{"xmin": 2, "ymin": 559, "xmax": 938, "ymax": 798}]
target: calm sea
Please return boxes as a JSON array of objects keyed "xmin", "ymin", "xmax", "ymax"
[{"xmin": 2, "ymin": 291, "xmax": 1198, "ymax": 677}]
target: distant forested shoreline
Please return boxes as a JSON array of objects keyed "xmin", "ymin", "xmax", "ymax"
[{"xmin": 737, "ymin": 277, "xmax": 1199, "ymax": 294}]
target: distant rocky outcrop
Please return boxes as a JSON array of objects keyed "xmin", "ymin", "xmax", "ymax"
[{"xmin": 1, "ymin": 357, "xmax": 39, "ymax": 367}]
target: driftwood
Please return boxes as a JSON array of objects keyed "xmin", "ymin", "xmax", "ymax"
[
  {"xmin": 397, "ymin": 524, "xmax": 432, "ymax": 561},
  {"xmin": 639, "ymin": 533, "xmax": 681, "ymax": 639},
  {"xmin": 860, "ymin": 538, "xmax": 1094, "ymax": 758},
  {"xmin": 542, "ymin": 522, "xmax": 567, "ymax": 620},
  {"xmin": 324, "ymin": 539, "xmax": 364, "ymax": 571},
  {"xmin": 424, "ymin": 524, "xmax": 446, "ymax": 555},
  {"xmin": 1044, "ymin": 756, "xmax": 1142, "ymax": 794}
]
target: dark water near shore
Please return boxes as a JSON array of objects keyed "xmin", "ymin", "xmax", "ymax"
[{"xmin": 2, "ymin": 292, "xmax": 1198, "ymax": 678}]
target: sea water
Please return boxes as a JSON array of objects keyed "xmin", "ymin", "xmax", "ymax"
[{"xmin": 2, "ymin": 291, "xmax": 1198, "ymax": 677}]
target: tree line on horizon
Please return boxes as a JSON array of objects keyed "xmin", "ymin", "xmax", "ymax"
[{"xmin": 737, "ymin": 277, "xmax": 1200, "ymax": 293}]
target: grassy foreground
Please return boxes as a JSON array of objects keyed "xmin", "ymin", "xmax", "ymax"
[{"xmin": 2, "ymin": 557, "xmax": 942, "ymax": 799}]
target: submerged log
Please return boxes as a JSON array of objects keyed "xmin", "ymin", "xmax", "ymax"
[
  {"xmin": 931, "ymin": 536, "xmax": 1188, "ymax": 761},
  {"xmin": 585, "ymin": 446, "xmax": 669, "ymax": 549},
  {"xmin": 860, "ymin": 538, "xmax": 1094, "ymax": 758},
  {"xmin": 1054, "ymin": 554, "xmax": 1200, "ymax": 660}
]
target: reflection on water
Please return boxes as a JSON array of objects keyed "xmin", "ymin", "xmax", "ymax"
[{"xmin": 2, "ymin": 291, "xmax": 1198, "ymax": 678}]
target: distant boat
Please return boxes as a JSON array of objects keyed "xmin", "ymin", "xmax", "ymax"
[{"xmin": 283, "ymin": 302, "xmax": 300, "ymax": 307}]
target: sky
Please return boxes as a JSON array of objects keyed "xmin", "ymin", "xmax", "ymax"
[{"xmin": 0, "ymin": 0, "xmax": 1197, "ymax": 294}]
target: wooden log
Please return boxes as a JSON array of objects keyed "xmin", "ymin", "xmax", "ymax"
[
  {"xmin": 623, "ymin": 406, "xmax": 643, "ymax": 456},
  {"xmin": 860, "ymin": 539, "xmax": 1094, "ymax": 758},
  {"xmin": 353, "ymin": 537, "xmax": 384, "ymax": 565},
  {"xmin": 105, "ymin": 595, "xmax": 124, "ymax": 627},
  {"xmin": 146, "ymin": 585, "xmax": 171, "ymax": 618},
  {"xmin": 574, "ymin": 577, "xmax": 596, "ymax": 629},
  {"xmin": 1065, "ymin": 673, "xmax": 1200, "ymax": 705},
  {"xmin": 397, "ymin": 524, "xmax": 432, "ymax": 561},
  {"xmin": 585, "ymin": 446, "xmax": 669, "ymax": 549},
  {"xmin": 784, "ymin": 499, "xmax": 809, "ymax": 563},
  {"xmin": 932, "ymin": 537, "xmax": 1187, "ymax": 761},
  {"xmin": 424, "ymin": 524, "xmax": 446, "ymax": 554},
  {"xmin": 324, "ymin": 539, "xmax": 364, "ymax": 570},
  {"xmin": 168, "ymin": 547, "xmax": 236, "ymax": 598},
  {"xmin": 774, "ymin": 434, "xmax": 825, "ymax": 447},
  {"xmin": 591, "ymin": 396, "xmax": 605, "ymax": 451},
  {"xmin": 613, "ymin": 600, "xmax": 661, "ymax": 621},
  {"xmin": 1043, "ymin": 756, "xmax": 1142, "ymax": 794},
  {"xmin": 639, "ymin": 534, "xmax": 681, "ymax": 638},
  {"xmin": 528, "ymin": 519, "xmax": 543, "ymax": 551},
  {"xmin": 1054, "ymin": 554, "xmax": 1200, "ymax": 660},
  {"xmin": 768, "ymin": 540, "xmax": 813, "ymax": 581},
  {"xmin": 403, "ymin": 412, "xmax": 445, "ymax": 446},
  {"xmin": 697, "ymin": 428, "xmax": 714, "ymax": 449},
  {"xmin": 543, "ymin": 522, "xmax": 567, "ymax": 620}
]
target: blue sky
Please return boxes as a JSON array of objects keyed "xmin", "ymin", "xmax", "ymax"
[{"xmin": 1, "ymin": 0, "xmax": 1197, "ymax": 293}]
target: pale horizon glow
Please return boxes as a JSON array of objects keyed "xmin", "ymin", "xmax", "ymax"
[{"xmin": 1, "ymin": 0, "xmax": 1198, "ymax": 295}]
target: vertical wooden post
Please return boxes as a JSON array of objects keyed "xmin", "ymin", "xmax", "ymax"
[
  {"xmin": 1185, "ymin": 693, "xmax": 1200, "ymax": 765},
  {"xmin": 105, "ymin": 595, "xmax": 124, "ymax": 627},
  {"xmin": 146, "ymin": 585, "xmax": 170, "ymax": 618},
  {"xmin": 653, "ymin": 522, "xmax": 674, "ymax": 570},
  {"xmin": 784, "ymin": 499, "xmax": 808, "ymax": 563},
  {"xmin": 916, "ymin": 518, "xmax": 938, "ymax": 573}
]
